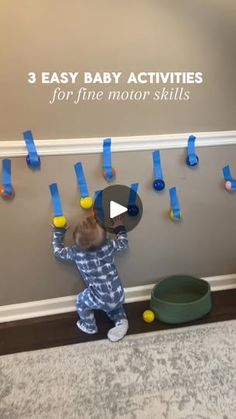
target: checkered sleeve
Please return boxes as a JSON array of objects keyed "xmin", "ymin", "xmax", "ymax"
[{"xmin": 52, "ymin": 228, "xmax": 76, "ymax": 262}]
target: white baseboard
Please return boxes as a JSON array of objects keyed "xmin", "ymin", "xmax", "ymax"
[
  {"xmin": 0, "ymin": 273, "xmax": 236, "ymax": 323},
  {"xmin": 0, "ymin": 130, "xmax": 236, "ymax": 157}
]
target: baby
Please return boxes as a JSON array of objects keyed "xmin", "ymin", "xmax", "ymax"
[{"xmin": 52, "ymin": 215, "xmax": 129, "ymax": 342}]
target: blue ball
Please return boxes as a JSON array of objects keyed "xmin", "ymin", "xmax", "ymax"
[
  {"xmin": 26, "ymin": 154, "xmax": 41, "ymax": 168},
  {"xmin": 186, "ymin": 155, "xmax": 199, "ymax": 167},
  {"xmin": 128, "ymin": 204, "xmax": 139, "ymax": 217},
  {"xmin": 153, "ymin": 179, "xmax": 165, "ymax": 191}
]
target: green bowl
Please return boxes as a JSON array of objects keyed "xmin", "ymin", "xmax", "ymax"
[{"xmin": 150, "ymin": 275, "xmax": 212, "ymax": 324}]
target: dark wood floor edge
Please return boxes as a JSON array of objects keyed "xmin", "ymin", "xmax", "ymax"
[
  {"xmin": 0, "ymin": 288, "xmax": 234, "ymax": 329},
  {"xmin": 0, "ymin": 289, "xmax": 236, "ymax": 356}
]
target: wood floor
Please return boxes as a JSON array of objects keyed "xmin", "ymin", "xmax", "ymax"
[{"xmin": 0, "ymin": 289, "xmax": 236, "ymax": 356}]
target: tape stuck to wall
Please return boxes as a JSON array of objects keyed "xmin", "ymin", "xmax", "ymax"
[
  {"xmin": 103, "ymin": 138, "xmax": 115, "ymax": 181},
  {"xmin": 49, "ymin": 183, "xmax": 67, "ymax": 228},
  {"xmin": 1, "ymin": 159, "xmax": 15, "ymax": 199},
  {"xmin": 169, "ymin": 187, "xmax": 181, "ymax": 221},
  {"xmin": 74, "ymin": 162, "xmax": 93, "ymax": 209},
  {"xmin": 49, "ymin": 183, "xmax": 63, "ymax": 216},
  {"xmin": 223, "ymin": 165, "xmax": 236, "ymax": 191},
  {"xmin": 23, "ymin": 130, "xmax": 41, "ymax": 169},
  {"xmin": 152, "ymin": 150, "xmax": 165, "ymax": 191},
  {"xmin": 94, "ymin": 189, "xmax": 104, "ymax": 219},
  {"xmin": 186, "ymin": 135, "xmax": 199, "ymax": 167},
  {"xmin": 128, "ymin": 183, "xmax": 139, "ymax": 216}
]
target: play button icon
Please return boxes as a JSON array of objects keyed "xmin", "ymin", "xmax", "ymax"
[
  {"xmin": 110, "ymin": 201, "xmax": 127, "ymax": 218},
  {"xmin": 93, "ymin": 184, "xmax": 143, "ymax": 233}
]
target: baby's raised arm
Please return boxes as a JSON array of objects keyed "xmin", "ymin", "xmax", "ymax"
[{"xmin": 52, "ymin": 227, "xmax": 76, "ymax": 262}]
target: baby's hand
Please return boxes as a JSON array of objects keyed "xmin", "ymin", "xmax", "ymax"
[{"xmin": 111, "ymin": 215, "xmax": 125, "ymax": 228}]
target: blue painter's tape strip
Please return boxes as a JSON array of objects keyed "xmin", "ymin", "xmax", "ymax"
[
  {"xmin": 103, "ymin": 138, "xmax": 113, "ymax": 180},
  {"xmin": 74, "ymin": 162, "xmax": 89, "ymax": 198},
  {"xmin": 223, "ymin": 165, "xmax": 236, "ymax": 188},
  {"xmin": 223, "ymin": 165, "xmax": 231, "ymax": 180},
  {"xmin": 169, "ymin": 187, "xmax": 181, "ymax": 219},
  {"xmin": 23, "ymin": 130, "xmax": 41, "ymax": 168},
  {"xmin": 49, "ymin": 183, "xmax": 63, "ymax": 217},
  {"xmin": 153, "ymin": 151, "xmax": 163, "ymax": 180},
  {"xmin": 2, "ymin": 159, "xmax": 13, "ymax": 195},
  {"xmin": 187, "ymin": 135, "xmax": 198, "ymax": 166},
  {"xmin": 94, "ymin": 190, "xmax": 104, "ymax": 218},
  {"xmin": 128, "ymin": 183, "xmax": 139, "ymax": 206},
  {"xmin": 94, "ymin": 190, "xmax": 101, "ymax": 200}
]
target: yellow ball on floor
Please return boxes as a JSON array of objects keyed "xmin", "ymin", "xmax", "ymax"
[
  {"xmin": 53, "ymin": 216, "xmax": 67, "ymax": 228},
  {"xmin": 143, "ymin": 310, "xmax": 155, "ymax": 323},
  {"xmin": 80, "ymin": 196, "xmax": 93, "ymax": 209}
]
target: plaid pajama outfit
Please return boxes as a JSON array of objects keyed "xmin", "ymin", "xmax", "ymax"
[{"xmin": 52, "ymin": 226, "xmax": 128, "ymax": 333}]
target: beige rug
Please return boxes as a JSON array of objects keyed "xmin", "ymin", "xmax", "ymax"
[{"xmin": 1, "ymin": 320, "xmax": 236, "ymax": 419}]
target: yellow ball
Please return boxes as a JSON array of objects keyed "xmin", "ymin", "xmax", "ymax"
[
  {"xmin": 53, "ymin": 216, "xmax": 67, "ymax": 228},
  {"xmin": 169, "ymin": 210, "xmax": 182, "ymax": 221},
  {"xmin": 143, "ymin": 310, "xmax": 155, "ymax": 323},
  {"xmin": 80, "ymin": 196, "xmax": 93, "ymax": 209}
]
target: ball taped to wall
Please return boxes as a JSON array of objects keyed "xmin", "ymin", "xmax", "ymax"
[
  {"xmin": 127, "ymin": 183, "xmax": 140, "ymax": 217},
  {"xmin": 153, "ymin": 178, "xmax": 165, "ymax": 191},
  {"xmin": 23, "ymin": 130, "xmax": 41, "ymax": 169},
  {"xmin": 222, "ymin": 165, "xmax": 236, "ymax": 191},
  {"xmin": 186, "ymin": 135, "xmax": 199, "ymax": 167},
  {"xmin": 102, "ymin": 167, "xmax": 116, "ymax": 181},
  {"xmin": 127, "ymin": 204, "xmax": 139, "ymax": 217},
  {"xmin": 225, "ymin": 181, "xmax": 232, "ymax": 191},
  {"xmin": 74, "ymin": 162, "xmax": 93, "ymax": 210},
  {"xmin": 53, "ymin": 216, "xmax": 67, "ymax": 228},
  {"xmin": 152, "ymin": 150, "xmax": 165, "ymax": 192},
  {"xmin": 103, "ymin": 138, "xmax": 116, "ymax": 182},
  {"xmin": 1, "ymin": 159, "xmax": 15, "ymax": 200},
  {"xmin": 0, "ymin": 185, "xmax": 15, "ymax": 199},
  {"xmin": 169, "ymin": 187, "xmax": 182, "ymax": 222},
  {"xmin": 80, "ymin": 196, "xmax": 93, "ymax": 209},
  {"xmin": 49, "ymin": 183, "xmax": 67, "ymax": 228},
  {"xmin": 169, "ymin": 209, "xmax": 182, "ymax": 221}
]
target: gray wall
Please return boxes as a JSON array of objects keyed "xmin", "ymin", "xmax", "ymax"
[
  {"xmin": 1, "ymin": 145, "xmax": 236, "ymax": 305},
  {"xmin": 0, "ymin": 0, "xmax": 236, "ymax": 140}
]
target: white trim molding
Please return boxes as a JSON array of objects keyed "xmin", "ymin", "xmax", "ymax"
[
  {"xmin": 0, "ymin": 273, "xmax": 236, "ymax": 323},
  {"xmin": 0, "ymin": 130, "xmax": 236, "ymax": 157}
]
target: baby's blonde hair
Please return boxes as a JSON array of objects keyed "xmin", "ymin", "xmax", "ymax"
[{"xmin": 73, "ymin": 216, "xmax": 106, "ymax": 251}]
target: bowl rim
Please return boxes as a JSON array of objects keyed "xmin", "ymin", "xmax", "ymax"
[{"xmin": 151, "ymin": 275, "xmax": 211, "ymax": 306}]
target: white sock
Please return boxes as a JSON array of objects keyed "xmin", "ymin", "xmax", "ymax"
[{"xmin": 107, "ymin": 319, "xmax": 129, "ymax": 342}]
